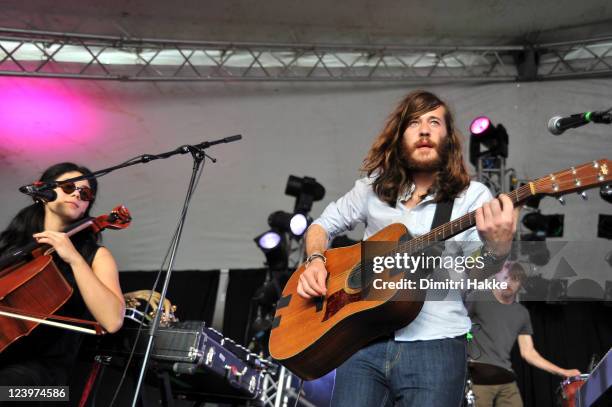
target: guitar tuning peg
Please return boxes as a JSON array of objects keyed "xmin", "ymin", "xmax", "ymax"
[
  {"xmin": 557, "ymin": 197, "xmax": 566, "ymax": 205},
  {"xmin": 578, "ymin": 191, "xmax": 588, "ymax": 201}
]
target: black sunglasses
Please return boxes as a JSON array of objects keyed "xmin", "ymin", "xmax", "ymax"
[{"xmin": 57, "ymin": 182, "xmax": 94, "ymax": 202}]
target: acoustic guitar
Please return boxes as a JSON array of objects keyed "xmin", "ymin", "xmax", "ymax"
[{"xmin": 269, "ymin": 159, "xmax": 611, "ymax": 380}]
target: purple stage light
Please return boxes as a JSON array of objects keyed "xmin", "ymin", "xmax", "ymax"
[
  {"xmin": 0, "ymin": 77, "xmax": 100, "ymax": 153},
  {"xmin": 258, "ymin": 231, "xmax": 282, "ymax": 250},
  {"xmin": 470, "ymin": 116, "xmax": 491, "ymax": 135}
]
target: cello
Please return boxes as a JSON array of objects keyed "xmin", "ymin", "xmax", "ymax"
[{"xmin": 0, "ymin": 205, "xmax": 131, "ymax": 353}]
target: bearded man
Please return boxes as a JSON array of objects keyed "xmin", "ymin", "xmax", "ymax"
[{"xmin": 298, "ymin": 90, "xmax": 519, "ymax": 406}]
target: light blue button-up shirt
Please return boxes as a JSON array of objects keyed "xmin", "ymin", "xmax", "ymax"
[{"xmin": 312, "ymin": 177, "xmax": 493, "ymax": 341}]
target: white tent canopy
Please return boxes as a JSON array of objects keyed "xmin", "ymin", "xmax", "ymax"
[{"xmin": 1, "ymin": 0, "xmax": 611, "ymax": 45}]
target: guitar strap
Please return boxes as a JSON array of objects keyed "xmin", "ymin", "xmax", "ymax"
[
  {"xmin": 417, "ymin": 199, "xmax": 454, "ymax": 276},
  {"xmin": 430, "ymin": 200, "xmax": 454, "ymax": 230}
]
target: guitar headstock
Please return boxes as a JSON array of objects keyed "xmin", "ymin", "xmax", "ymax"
[
  {"xmin": 532, "ymin": 159, "xmax": 610, "ymax": 197},
  {"xmin": 91, "ymin": 205, "xmax": 132, "ymax": 233}
]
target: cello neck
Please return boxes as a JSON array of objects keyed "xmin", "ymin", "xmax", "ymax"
[{"xmin": 0, "ymin": 217, "xmax": 95, "ymax": 270}]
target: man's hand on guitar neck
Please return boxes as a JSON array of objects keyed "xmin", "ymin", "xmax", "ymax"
[{"xmin": 475, "ymin": 194, "xmax": 520, "ymax": 258}]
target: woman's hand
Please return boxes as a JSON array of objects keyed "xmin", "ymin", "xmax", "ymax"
[{"xmin": 33, "ymin": 231, "xmax": 85, "ymax": 266}]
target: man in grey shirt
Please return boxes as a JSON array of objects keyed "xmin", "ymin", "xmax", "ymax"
[
  {"xmin": 467, "ymin": 262, "xmax": 581, "ymax": 406},
  {"xmin": 298, "ymin": 90, "xmax": 519, "ymax": 406}
]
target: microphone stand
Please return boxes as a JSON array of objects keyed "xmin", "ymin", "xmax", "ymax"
[
  {"xmin": 130, "ymin": 144, "xmax": 205, "ymax": 407},
  {"xmin": 19, "ymin": 135, "xmax": 242, "ymax": 191},
  {"xmin": 19, "ymin": 135, "xmax": 241, "ymax": 406}
]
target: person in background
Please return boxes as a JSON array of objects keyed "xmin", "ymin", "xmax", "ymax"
[{"xmin": 467, "ymin": 261, "xmax": 581, "ymax": 406}]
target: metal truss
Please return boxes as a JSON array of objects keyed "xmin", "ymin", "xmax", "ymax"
[
  {"xmin": 254, "ymin": 365, "xmax": 314, "ymax": 407},
  {"xmin": 0, "ymin": 27, "xmax": 611, "ymax": 81},
  {"xmin": 475, "ymin": 156, "xmax": 512, "ymax": 196},
  {"xmin": 0, "ymin": 27, "xmax": 518, "ymax": 81},
  {"xmin": 536, "ymin": 38, "xmax": 612, "ymax": 79}
]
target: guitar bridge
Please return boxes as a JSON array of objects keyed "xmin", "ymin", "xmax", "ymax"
[{"xmin": 314, "ymin": 296, "xmax": 324, "ymax": 312}]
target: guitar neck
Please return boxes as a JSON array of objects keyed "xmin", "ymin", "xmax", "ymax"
[{"xmin": 397, "ymin": 183, "xmax": 534, "ymax": 253}]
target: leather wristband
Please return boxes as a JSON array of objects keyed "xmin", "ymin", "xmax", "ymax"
[{"xmin": 305, "ymin": 252, "xmax": 326, "ymax": 267}]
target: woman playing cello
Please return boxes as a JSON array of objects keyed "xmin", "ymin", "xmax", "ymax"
[{"xmin": 0, "ymin": 162, "xmax": 125, "ymax": 386}]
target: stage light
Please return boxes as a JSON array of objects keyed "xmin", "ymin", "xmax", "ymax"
[
  {"xmin": 469, "ymin": 117, "xmax": 509, "ymax": 166},
  {"xmin": 256, "ymin": 231, "xmax": 282, "ymax": 250},
  {"xmin": 598, "ymin": 214, "xmax": 612, "ymax": 239},
  {"xmin": 289, "ymin": 213, "xmax": 308, "ymax": 236},
  {"xmin": 520, "ymin": 211, "xmax": 562, "ymax": 267},
  {"xmin": 254, "ymin": 231, "xmax": 288, "ymax": 271},
  {"xmin": 600, "ymin": 184, "xmax": 612, "ymax": 204},
  {"xmin": 268, "ymin": 211, "xmax": 310, "ymax": 237},
  {"xmin": 522, "ymin": 212, "xmax": 564, "ymax": 238},
  {"xmin": 470, "ymin": 116, "xmax": 491, "ymax": 135},
  {"xmin": 519, "ymin": 238, "xmax": 551, "ymax": 266},
  {"xmin": 285, "ymin": 175, "xmax": 325, "ymax": 214}
]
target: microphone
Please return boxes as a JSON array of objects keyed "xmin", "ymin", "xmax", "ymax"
[
  {"xmin": 19, "ymin": 182, "xmax": 57, "ymax": 202},
  {"xmin": 193, "ymin": 134, "xmax": 242, "ymax": 150},
  {"xmin": 547, "ymin": 110, "xmax": 612, "ymax": 135}
]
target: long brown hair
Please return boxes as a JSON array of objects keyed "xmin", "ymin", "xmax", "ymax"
[{"xmin": 361, "ymin": 90, "xmax": 470, "ymax": 206}]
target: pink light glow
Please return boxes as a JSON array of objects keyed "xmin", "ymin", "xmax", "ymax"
[
  {"xmin": 470, "ymin": 116, "xmax": 491, "ymax": 135},
  {"xmin": 0, "ymin": 77, "xmax": 100, "ymax": 153}
]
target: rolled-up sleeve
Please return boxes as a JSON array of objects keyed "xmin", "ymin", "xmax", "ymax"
[{"xmin": 311, "ymin": 178, "xmax": 369, "ymax": 240}]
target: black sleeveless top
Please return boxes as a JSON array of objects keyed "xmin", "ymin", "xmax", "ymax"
[{"xmin": 0, "ymin": 232, "xmax": 100, "ymax": 385}]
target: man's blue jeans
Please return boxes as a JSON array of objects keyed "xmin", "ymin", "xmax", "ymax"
[{"xmin": 331, "ymin": 336, "xmax": 467, "ymax": 407}]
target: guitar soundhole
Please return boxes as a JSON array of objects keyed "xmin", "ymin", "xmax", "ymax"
[{"xmin": 346, "ymin": 265, "xmax": 363, "ymax": 290}]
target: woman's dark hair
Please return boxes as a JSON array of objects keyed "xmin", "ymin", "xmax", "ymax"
[{"xmin": 0, "ymin": 162, "xmax": 99, "ymax": 257}]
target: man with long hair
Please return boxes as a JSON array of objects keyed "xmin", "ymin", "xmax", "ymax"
[{"xmin": 298, "ymin": 90, "xmax": 519, "ymax": 406}]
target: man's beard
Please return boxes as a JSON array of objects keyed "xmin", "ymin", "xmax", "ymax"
[{"xmin": 402, "ymin": 138, "xmax": 449, "ymax": 172}]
